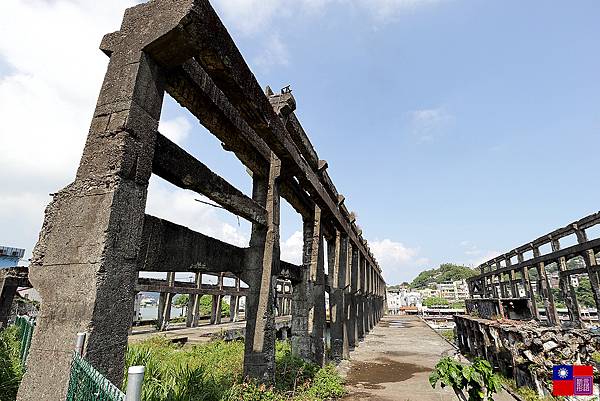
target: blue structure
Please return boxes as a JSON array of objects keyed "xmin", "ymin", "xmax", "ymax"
[{"xmin": 0, "ymin": 246, "xmax": 25, "ymax": 269}]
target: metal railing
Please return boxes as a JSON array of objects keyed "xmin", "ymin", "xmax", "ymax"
[{"xmin": 66, "ymin": 332, "xmax": 145, "ymax": 401}]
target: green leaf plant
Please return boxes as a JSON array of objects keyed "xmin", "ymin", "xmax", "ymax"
[{"xmin": 429, "ymin": 357, "xmax": 502, "ymax": 401}]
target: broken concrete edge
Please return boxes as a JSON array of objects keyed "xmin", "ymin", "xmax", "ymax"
[{"xmin": 419, "ymin": 315, "xmax": 524, "ymax": 401}]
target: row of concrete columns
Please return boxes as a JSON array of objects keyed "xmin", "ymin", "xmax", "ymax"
[
  {"xmin": 152, "ymin": 273, "xmax": 297, "ymax": 329},
  {"xmin": 470, "ymin": 226, "xmax": 600, "ymax": 328}
]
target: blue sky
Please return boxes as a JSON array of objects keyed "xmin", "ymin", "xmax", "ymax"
[{"xmin": 1, "ymin": 0, "xmax": 599, "ymax": 284}]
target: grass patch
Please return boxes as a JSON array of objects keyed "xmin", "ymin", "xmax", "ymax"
[
  {"xmin": 499, "ymin": 375, "xmax": 561, "ymax": 401},
  {"xmin": 125, "ymin": 338, "xmax": 346, "ymax": 401},
  {"xmin": 438, "ymin": 329, "xmax": 455, "ymax": 345},
  {"xmin": 0, "ymin": 326, "xmax": 24, "ymax": 401}
]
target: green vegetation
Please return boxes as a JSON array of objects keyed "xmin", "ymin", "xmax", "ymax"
[
  {"xmin": 423, "ymin": 297, "xmax": 449, "ymax": 307},
  {"xmin": 451, "ymin": 300, "xmax": 466, "ymax": 309},
  {"xmin": 550, "ymin": 277, "xmax": 595, "ymax": 309},
  {"xmin": 411, "ymin": 264, "xmax": 476, "ymax": 289},
  {"xmin": 499, "ymin": 376, "xmax": 560, "ymax": 401},
  {"xmin": 429, "ymin": 357, "xmax": 501, "ymax": 401},
  {"xmin": 125, "ymin": 337, "xmax": 345, "ymax": 401},
  {"xmin": 439, "ymin": 329, "xmax": 456, "ymax": 345},
  {"xmin": 575, "ymin": 277, "xmax": 595, "ymax": 307},
  {"xmin": 173, "ymin": 294, "xmax": 190, "ymax": 316},
  {"xmin": 0, "ymin": 326, "xmax": 24, "ymax": 401}
]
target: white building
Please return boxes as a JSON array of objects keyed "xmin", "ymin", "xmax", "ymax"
[
  {"xmin": 436, "ymin": 280, "xmax": 469, "ymax": 301},
  {"xmin": 387, "ymin": 288, "xmax": 422, "ymax": 314}
]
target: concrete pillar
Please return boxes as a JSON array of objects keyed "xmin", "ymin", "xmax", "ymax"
[
  {"xmin": 18, "ymin": 29, "xmax": 165, "ymax": 399},
  {"xmin": 291, "ymin": 204, "xmax": 325, "ymax": 366},
  {"xmin": 242, "ymin": 153, "xmax": 280, "ymax": 381},
  {"xmin": 230, "ymin": 296, "xmax": 239, "ymax": 322},
  {"xmin": 187, "ymin": 273, "xmax": 201, "ymax": 327},
  {"xmin": 231, "ymin": 278, "xmax": 240, "ymax": 322},
  {"xmin": 575, "ymin": 228, "xmax": 600, "ymax": 312},
  {"xmin": 357, "ymin": 255, "xmax": 365, "ymax": 341},
  {"xmin": 551, "ymin": 239, "xmax": 581, "ymax": 327},
  {"xmin": 211, "ymin": 294, "xmax": 223, "ymax": 324},
  {"xmin": 0, "ymin": 273, "xmax": 19, "ymax": 329},
  {"xmin": 329, "ymin": 231, "xmax": 349, "ymax": 363},
  {"xmin": 533, "ymin": 247, "xmax": 559, "ymax": 326},
  {"xmin": 347, "ymin": 244, "xmax": 358, "ymax": 349},
  {"xmin": 158, "ymin": 272, "xmax": 175, "ymax": 331}
]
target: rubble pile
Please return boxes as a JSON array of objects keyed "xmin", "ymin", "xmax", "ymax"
[{"xmin": 454, "ymin": 315, "xmax": 600, "ymax": 393}]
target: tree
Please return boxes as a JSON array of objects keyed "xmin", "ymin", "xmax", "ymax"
[
  {"xmin": 411, "ymin": 264, "xmax": 476, "ymax": 289},
  {"xmin": 173, "ymin": 294, "xmax": 190, "ymax": 316},
  {"xmin": 424, "ymin": 297, "xmax": 449, "ymax": 307},
  {"xmin": 576, "ymin": 277, "xmax": 595, "ymax": 308}
]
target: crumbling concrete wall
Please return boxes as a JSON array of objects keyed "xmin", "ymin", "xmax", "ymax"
[{"xmin": 455, "ymin": 315, "xmax": 600, "ymax": 393}]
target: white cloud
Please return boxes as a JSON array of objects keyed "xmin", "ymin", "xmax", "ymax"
[
  {"xmin": 354, "ymin": 0, "xmax": 445, "ymax": 22},
  {"xmin": 212, "ymin": 0, "xmax": 444, "ymax": 33},
  {"xmin": 280, "ymin": 230, "xmax": 303, "ymax": 265},
  {"xmin": 211, "ymin": 0, "xmax": 445, "ymax": 71},
  {"xmin": 146, "ymin": 177, "xmax": 250, "ymax": 248},
  {"xmin": 0, "ymin": 0, "xmax": 137, "ymax": 256},
  {"xmin": 159, "ymin": 116, "xmax": 192, "ymax": 146},
  {"xmin": 370, "ymin": 238, "xmax": 428, "ymax": 284},
  {"xmin": 459, "ymin": 241, "xmax": 501, "ymax": 267},
  {"xmin": 212, "ymin": 0, "xmax": 283, "ymax": 36},
  {"xmin": 408, "ymin": 107, "xmax": 453, "ymax": 143},
  {"xmin": 253, "ymin": 34, "xmax": 290, "ymax": 71}
]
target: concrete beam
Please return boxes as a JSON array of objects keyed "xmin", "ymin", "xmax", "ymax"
[
  {"xmin": 138, "ymin": 214, "xmax": 245, "ymax": 274},
  {"xmin": 153, "ymin": 133, "xmax": 267, "ymax": 225}
]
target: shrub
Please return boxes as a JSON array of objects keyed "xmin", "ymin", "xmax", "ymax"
[
  {"xmin": 429, "ymin": 357, "xmax": 501, "ymax": 401},
  {"xmin": 0, "ymin": 326, "xmax": 23, "ymax": 401}
]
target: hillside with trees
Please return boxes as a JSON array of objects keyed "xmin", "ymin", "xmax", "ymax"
[{"xmin": 410, "ymin": 263, "xmax": 476, "ymax": 289}]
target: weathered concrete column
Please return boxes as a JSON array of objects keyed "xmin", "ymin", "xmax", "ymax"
[
  {"xmin": 575, "ymin": 228, "xmax": 600, "ymax": 312},
  {"xmin": 357, "ymin": 256, "xmax": 365, "ymax": 341},
  {"xmin": 509, "ymin": 270, "xmax": 519, "ymax": 298},
  {"xmin": 231, "ymin": 277, "xmax": 241, "ymax": 322},
  {"xmin": 533, "ymin": 247, "xmax": 559, "ymax": 326},
  {"xmin": 230, "ymin": 296, "xmax": 239, "ymax": 322},
  {"xmin": 211, "ymin": 294, "xmax": 223, "ymax": 324},
  {"xmin": 499, "ymin": 272, "xmax": 509, "ymax": 298},
  {"xmin": 291, "ymin": 204, "xmax": 325, "ymax": 366},
  {"xmin": 158, "ymin": 272, "xmax": 175, "ymax": 331},
  {"xmin": 17, "ymin": 8, "xmax": 167, "ymax": 397},
  {"xmin": 551, "ymin": 239, "xmax": 581, "ymax": 327},
  {"xmin": 367, "ymin": 266, "xmax": 373, "ymax": 331},
  {"xmin": 187, "ymin": 273, "xmax": 202, "ymax": 327},
  {"xmin": 521, "ymin": 264, "xmax": 539, "ymax": 319},
  {"xmin": 329, "ymin": 231, "xmax": 349, "ymax": 362},
  {"xmin": 0, "ymin": 272, "xmax": 19, "ymax": 329},
  {"xmin": 347, "ymin": 244, "xmax": 358, "ymax": 349},
  {"xmin": 242, "ymin": 153, "xmax": 280, "ymax": 381}
]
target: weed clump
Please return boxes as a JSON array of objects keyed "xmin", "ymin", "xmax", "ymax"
[{"xmin": 125, "ymin": 338, "xmax": 346, "ymax": 401}]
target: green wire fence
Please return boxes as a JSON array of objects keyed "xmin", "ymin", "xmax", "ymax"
[
  {"xmin": 64, "ymin": 332, "xmax": 145, "ymax": 401},
  {"xmin": 14, "ymin": 316, "xmax": 35, "ymax": 367},
  {"xmin": 66, "ymin": 352, "xmax": 126, "ymax": 401}
]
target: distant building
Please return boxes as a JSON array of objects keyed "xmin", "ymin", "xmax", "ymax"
[
  {"xmin": 0, "ymin": 246, "xmax": 25, "ymax": 269},
  {"xmin": 435, "ymin": 280, "xmax": 469, "ymax": 301},
  {"xmin": 387, "ymin": 288, "xmax": 422, "ymax": 314},
  {"xmin": 549, "ymin": 272, "xmax": 579, "ymax": 289}
]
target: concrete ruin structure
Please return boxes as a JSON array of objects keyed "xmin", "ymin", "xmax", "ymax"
[
  {"xmin": 16, "ymin": 1, "xmax": 386, "ymax": 399},
  {"xmin": 457, "ymin": 211, "xmax": 600, "ymax": 394},
  {"xmin": 0, "ymin": 266, "xmax": 31, "ymax": 329},
  {"xmin": 465, "ymin": 211, "xmax": 600, "ymax": 327}
]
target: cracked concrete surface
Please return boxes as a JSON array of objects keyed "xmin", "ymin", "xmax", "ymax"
[{"xmin": 338, "ymin": 315, "xmax": 515, "ymax": 401}]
